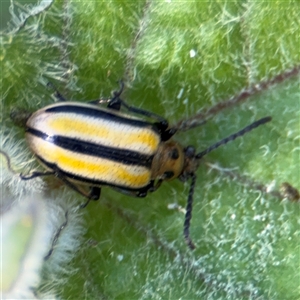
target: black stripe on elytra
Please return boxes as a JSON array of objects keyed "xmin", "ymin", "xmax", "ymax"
[
  {"xmin": 27, "ymin": 127, "xmax": 153, "ymax": 167},
  {"xmin": 45, "ymin": 104, "xmax": 158, "ymax": 130},
  {"xmin": 36, "ymin": 154, "xmax": 152, "ymax": 191}
]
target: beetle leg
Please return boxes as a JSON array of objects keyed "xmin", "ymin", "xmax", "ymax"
[
  {"xmin": 113, "ymin": 181, "xmax": 156, "ymax": 198},
  {"xmin": 108, "ymin": 81, "xmax": 167, "ymax": 118},
  {"xmin": 110, "ymin": 95, "xmax": 169, "ymax": 123},
  {"xmin": 107, "ymin": 84, "xmax": 176, "ymax": 140},
  {"xmin": 87, "ymin": 98, "xmax": 111, "ymax": 105},
  {"xmin": 1, "ymin": 150, "xmax": 55, "ymax": 180},
  {"xmin": 135, "ymin": 190, "xmax": 148, "ymax": 197},
  {"xmin": 89, "ymin": 186, "xmax": 101, "ymax": 200},
  {"xmin": 134, "ymin": 179, "xmax": 163, "ymax": 197},
  {"xmin": 52, "ymin": 169, "xmax": 101, "ymax": 203},
  {"xmin": 59, "ymin": 178, "xmax": 100, "ymax": 201},
  {"xmin": 107, "ymin": 99, "xmax": 122, "ymax": 110},
  {"xmin": 80, "ymin": 187, "xmax": 101, "ymax": 209},
  {"xmin": 20, "ymin": 171, "xmax": 55, "ymax": 180},
  {"xmin": 47, "ymin": 82, "xmax": 67, "ymax": 102},
  {"xmin": 109, "ymin": 97, "xmax": 177, "ymax": 141},
  {"xmin": 114, "ymin": 100, "xmax": 176, "ymax": 140},
  {"xmin": 159, "ymin": 127, "xmax": 177, "ymax": 141},
  {"xmin": 148, "ymin": 179, "xmax": 163, "ymax": 193}
]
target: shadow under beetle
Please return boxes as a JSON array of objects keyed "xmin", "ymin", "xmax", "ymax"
[{"xmin": 7, "ymin": 82, "xmax": 272, "ymax": 249}]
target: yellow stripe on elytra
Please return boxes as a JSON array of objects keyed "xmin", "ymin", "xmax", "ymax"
[
  {"xmin": 30, "ymin": 137, "xmax": 151, "ymax": 188},
  {"xmin": 46, "ymin": 114, "xmax": 159, "ymax": 154}
]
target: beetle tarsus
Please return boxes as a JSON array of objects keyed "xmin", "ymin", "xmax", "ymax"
[
  {"xmin": 79, "ymin": 198, "xmax": 91, "ymax": 209},
  {"xmin": 113, "ymin": 80, "xmax": 125, "ymax": 98},
  {"xmin": 47, "ymin": 81, "xmax": 67, "ymax": 102}
]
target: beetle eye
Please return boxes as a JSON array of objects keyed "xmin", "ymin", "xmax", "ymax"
[
  {"xmin": 164, "ymin": 171, "xmax": 174, "ymax": 179},
  {"xmin": 169, "ymin": 148, "xmax": 179, "ymax": 160}
]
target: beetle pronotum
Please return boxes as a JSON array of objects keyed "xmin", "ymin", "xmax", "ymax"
[{"xmin": 3, "ymin": 83, "xmax": 271, "ymax": 249}]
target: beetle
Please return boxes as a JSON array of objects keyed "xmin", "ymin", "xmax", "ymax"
[{"xmin": 6, "ymin": 82, "xmax": 271, "ymax": 249}]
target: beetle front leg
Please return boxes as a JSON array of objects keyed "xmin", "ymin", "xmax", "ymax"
[
  {"xmin": 148, "ymin": 179, "xmax": 163, "ymax": 193},
  {"xmin": 108, "ymin": 82, "xmax": 176, "ymax": 140},
  {"xmin": 135, "ymin": 180, "xmax": 163, "ymax": 197}
]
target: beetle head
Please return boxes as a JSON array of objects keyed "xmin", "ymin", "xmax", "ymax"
[{"xmin": 151, "ymin": 141, "xmax": 185, "ymax": 181}]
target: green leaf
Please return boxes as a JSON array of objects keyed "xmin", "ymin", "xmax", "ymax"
[{"xmin": 1, "ymin": 1, "xmax": 299, "ymax": 299}]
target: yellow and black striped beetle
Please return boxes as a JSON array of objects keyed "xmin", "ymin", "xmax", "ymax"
[{"xmin": 8, "ymin": 83, "xmax": 271, "ymax": 249}]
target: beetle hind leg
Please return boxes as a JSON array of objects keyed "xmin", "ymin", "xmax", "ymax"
[
  {"xmin": 20, "ymin": 170, "xmax": 55, "ymax": 180},
  {"xmin": 47, "ymin": 82, "xmax": 67, "ymax": 102},
  {"xmin": 79, "ymin": 187, "xmax": 101, "ymax": 209},
  {"xmin": 58, "ymin": 176, "xmax": 101, "ymax": 207}
]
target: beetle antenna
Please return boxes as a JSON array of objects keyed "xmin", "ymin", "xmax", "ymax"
[
  {"xmin": 184, "ymin": 173, "xmax": 197, "ymax": 250},
  {"xmin": 196, "ymin": 116, "xmax": 272, "ymax": 160}
]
